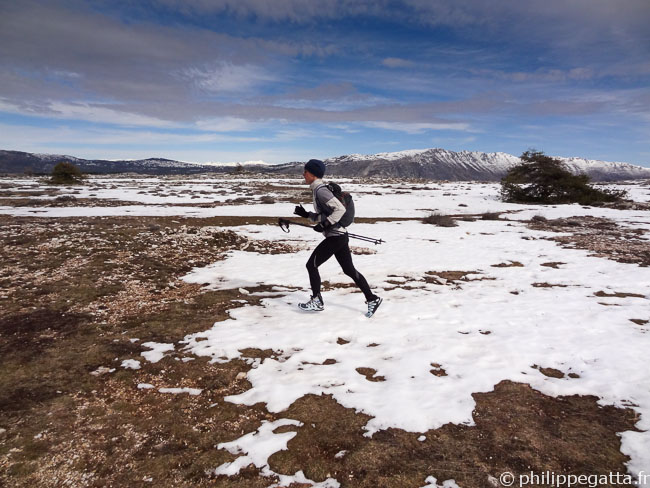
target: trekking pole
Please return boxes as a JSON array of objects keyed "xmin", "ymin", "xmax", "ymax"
[{"xmin": 278, "ymin": 218, "xmax": 384, "ymax": 245}]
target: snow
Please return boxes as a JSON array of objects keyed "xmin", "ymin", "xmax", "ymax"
[
  {"xmin": 1, "ymin": 178, "xmax": 647, "ymax": 227},
  {"xmin": 324, "ymin": 148, "xmax": 650, "ymax": 179},
  {"xmin": 141, "ymin": 342, "xmax": 174, "ymax": 363},
  {"xmin": 421, "ymin": 476, "xmax": 460, "ymax": 488},
  {"xmin": 211, "ymin": 418, "xmax": 340, "ymax": 487},
  {"xmin": 200, "ymin": 159, "xmax": 271, "ymax": 167},
  {"xmin": 214, "ymin": 419, "xmax": 302, "ymax": 476},
  {"xmin": 331, "ymin": 148, "xmax": 430, "ymax": 161},
  {"xmin": 121, "ymin": 359, "xmax": 141, "ymax": 370},
  {"xmin": 2, "ymin": 174, "xmax": 649, "ymax": 481},
  {"xmin": 158, "ymin": 387, "xmax": 202, "ymax": 395},
  {"xmin": 179, "ymin": 200, "xmax": 649, "ymax": 477},
  {"xmin": 89, "ymin": 366, "xmax": 115, "ymax": 376},
  {"xmin": 180, "ymin": 218, "xmax": 650, "ymax": 451}
]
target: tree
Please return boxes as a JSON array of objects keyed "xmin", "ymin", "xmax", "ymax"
[
  {"xmin": 50, "ymin": 161, "xmax": 83, "ymax": 184},
  {"xmin": 500, "ymin": 150, "xmax": 626, "ymax": 205}
]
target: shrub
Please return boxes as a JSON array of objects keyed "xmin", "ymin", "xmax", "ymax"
[
  {"xmin": 260, "ymin": 195, "xmax": 275, "ymax": 204},
  {"xmin": 480, "ymin": 212, "xmax": 501, "ymax": 220},
  {"xmin": 500, "ymin": 150, "xmax": 626, "ymax": 205},
  {"xmin": 422, "ymin": 212, "xmax": 458, "ymax": 227},
  {"xmin": 50, "ymin": 161, "xmax": 83, "ymax": 185}
]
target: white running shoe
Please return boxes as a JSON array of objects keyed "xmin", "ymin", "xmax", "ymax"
[
  {"xmin": 365, "ymin": 296, "xmax": 383, "ymax": 318},
  {"xmin": 298, "ymin": 295, "xmax": 324, "ymax": 312}
]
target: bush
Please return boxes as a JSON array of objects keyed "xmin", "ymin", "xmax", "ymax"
[
  {"xmin": 422, "ymin": 212, "xmax": 457, "ymax": 227},
  {"xmin": 50, "ymin": 161, "xmax": 83, "ymax": 185},
  {"xmin": 500, "ymin": 150, "xmax": 626, "ymax": 205},
  {"xmin": 480, "ymin": 212, "xmax": 501, "ymax": 220}
]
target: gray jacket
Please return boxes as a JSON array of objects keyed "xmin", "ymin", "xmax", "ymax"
[{"xmin": 308, "ymin": 179, "xmax": 347, "ymax": 237}]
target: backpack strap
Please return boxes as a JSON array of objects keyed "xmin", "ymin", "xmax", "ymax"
[{"xmin": 314, "ymin": 184, "xmax": 331, "ymax": 215}]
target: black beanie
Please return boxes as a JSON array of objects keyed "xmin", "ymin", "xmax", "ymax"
[{"xmin": 304, "ymin": 159, "xmax": 325, "ymax": 178}]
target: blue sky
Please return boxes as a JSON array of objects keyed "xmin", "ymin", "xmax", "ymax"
[{"xmin": 1, "ymin": 0, "xmax": 649, "ymax": 165}]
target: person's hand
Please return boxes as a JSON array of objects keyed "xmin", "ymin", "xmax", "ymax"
[
  {"xmin": 313, "ymin": 220, "xmax": 331, "ymax": 232},
  {"xmin": 294, "ymin": 205, "xmax": 308, "ymax": 218}
]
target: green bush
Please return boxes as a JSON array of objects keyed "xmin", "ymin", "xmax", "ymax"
[
  {"xmin": 50, "ymin": 161, "xmax": 83, "ymax": 185},
  {"xmin": 500, "ymin": 150, "xmax": 626, "ymax": 205}
]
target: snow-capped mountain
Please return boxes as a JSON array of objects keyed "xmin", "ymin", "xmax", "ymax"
[
  {"xmin": 322, "ymin": 148, "xmax": 650, "ymax": 181},
  {"xmin": 2, "ymin": 148, "xmax": 649, "ymax": 181}
]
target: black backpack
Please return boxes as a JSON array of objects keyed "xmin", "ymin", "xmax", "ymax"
[{"xmin": 317, "ymin": 182, "xmax": 355, "ymax": 227}]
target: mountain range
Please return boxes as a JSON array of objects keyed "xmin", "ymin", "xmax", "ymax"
[{"xmin": 1, "ymin": 148, "xmax": 649, "ymax": 181}]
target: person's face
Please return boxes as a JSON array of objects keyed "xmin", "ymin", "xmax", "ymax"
[{"xmin": 303, "ymin": 169, "xmax": 316, "ymax": 184}]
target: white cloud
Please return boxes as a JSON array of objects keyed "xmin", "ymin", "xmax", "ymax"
[
  {"xmin": 195, "ymin": 117, "xmax": 256, "ymax": 132},
  {"xmin": 0, "ymin": 123, "xmax": 270, "ymax": 150},
  {"xmin": 0, "ymin": 98, "xmax": 177, "ymax": 128},
  {"xmin": 48, "ymin": 102, "xmax": 179, "ymax": 128},
  {"xmin": 183, "ymin": 62, "xmax": 278, "ymax": 93},
  {"xmin": 381, "ymin": 57, "xmax": 415, "ymax": 68},
  {"xmin": 363, "ymin": 121, "xmax": 470, "ymax": 133}
]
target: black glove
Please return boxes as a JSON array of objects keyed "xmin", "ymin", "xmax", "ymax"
[
  {"xmin": 294, "ymin": 204, "xmax": 309, "ymax": 218},
  {"xmin": 313, "ymin": 220, "xmax": 331, "ymax": 233}
]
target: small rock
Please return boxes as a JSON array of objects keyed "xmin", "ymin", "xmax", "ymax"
[
  {"xmin": 90, "ymin": 366, "xmax": 115, "ymax": 376},
  {"xmin": 0, "ymin": 428, "xmax": 7, "ymax": 439},
  {"xmin": 235, "ymin": 372, "xmax": 247, "ymax": 381},
  {"xmin": 487, "ymin": 475, "xmax": 499, "ymax": 487}
]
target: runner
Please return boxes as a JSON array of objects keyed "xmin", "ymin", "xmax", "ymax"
[{"xmin": 294, "ymin": 159, "xmax": 383, "ymax": 317}]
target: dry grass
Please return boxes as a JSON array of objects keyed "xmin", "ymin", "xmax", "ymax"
[
  {"xmin": 491, "ymin": 261, "xmax": 524, "ymax": 268},
  {"xmin": 529, "ymin": 216, "xmax": 650, "ymax": 267},
  {"xmin": 422, "ymin": 212, "xmax": 458, "ymax": 227},
  {"xmin": 0, "ymin": 212, "xmax": 642, "ymax": 487},
  {"xmin": 480, "ymin": 212, "xmax": 501, "ymax": 220}
]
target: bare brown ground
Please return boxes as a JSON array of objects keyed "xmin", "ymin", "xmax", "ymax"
[
  {"xmin": 529, "ymin": 216, "xmax": 650, "ymax": 267},
  {"xmin": 0, "ymin": 214, "xmax": 641, "ymax": 487}
]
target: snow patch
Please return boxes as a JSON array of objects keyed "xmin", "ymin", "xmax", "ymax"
[
  {"xmin": 141, "ymin": 342, "xmax": 174, "ymax": 363},
  {"xmin": 121, "ymin": 359, "xmax": 141, "ymax": 370},
  {"xmin": 158, "ymin": 387, "xmax": 202, "ymax": 396},
  {"xmin": 212, "ymin": 418, "xmax": 339, "ymax": 486}
]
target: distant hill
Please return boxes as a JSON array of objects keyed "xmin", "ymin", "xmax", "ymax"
[
  {"xmin": 0, "ymin": 150, "xmax": 247, "ymax": 176},
  {"xmin": 322, "ymin": 148, "xmax": 650, "ymax": 182},
  {"xmin": 2, "ymin": 148, "xmax": 649, "ymax": 181}
]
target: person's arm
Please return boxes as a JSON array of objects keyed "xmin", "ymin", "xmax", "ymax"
[{"xmin": 312, "ymin": 186, "xmax": 345, "ymax": 227}]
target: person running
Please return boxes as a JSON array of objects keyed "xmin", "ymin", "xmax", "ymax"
[{"xmin": 294, "ymin": 159, "xmax": 382, "ymax": 317}]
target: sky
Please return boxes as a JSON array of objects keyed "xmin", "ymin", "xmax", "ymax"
[{"xmin": 0, "ymin": 0, "xmax": 649, "ymax": 166}]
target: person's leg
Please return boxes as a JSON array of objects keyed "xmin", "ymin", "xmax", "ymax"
[
  {"xmin": 334, "ymin": 236, "xmax": 378, "ymax": 302},
  {"xmin": 306, "ymin": 237, "xmax": 342, "ymax": 299}
]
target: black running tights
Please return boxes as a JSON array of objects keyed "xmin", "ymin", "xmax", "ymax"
[{"xmin": 306, "ymin": 235, "xmax": 376, "ymax": 301}]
